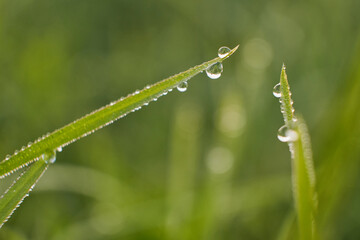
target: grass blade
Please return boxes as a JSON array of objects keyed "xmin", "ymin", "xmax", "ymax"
[
  {"xmin": 0, "ymin": 46, "xmax": 239, "ymax": 178},
  {"xmin": 279, "ymin": 64, "xmax": 295, "ymax": 124},
  {"xmin": 0, "ymin": 158, "xmax": 50, "ymax": 228},
  {"xmin": 292, "ymin": 116, "xmax": 317, "ymax": 240},
  {"xmin": 276, "ymin": 65, "xmax": 317, "ymax": 240}
]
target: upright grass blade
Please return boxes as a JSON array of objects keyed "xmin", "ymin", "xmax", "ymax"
[
  {"xmin": 279, "ymin": 64, "xmax": 295, "ymax": 124},
  {"xmin": 276, "ymin": 65, "xmax": 317, "ymax": 240},
  {"xmin": 291, "ymin": 116, "xmax": 317, "ymax": 240},
  {"xmin": 0, "ymin": 45, "xmax": 239, "ymax": 178},
  {"xmin": 0, "ymin": 156, "xmax": 50, "ymax": 227}
]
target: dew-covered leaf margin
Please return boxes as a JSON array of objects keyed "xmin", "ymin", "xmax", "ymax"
[
  {"xmin": 0, "ymin": 46, "xmax": 239, "ymax": 179},
  {"xmin": 0, "ymin": 159, "xmax": 50, "ymax": 227},
  {"xmin": 275, "ymin": 65, "xmax": 317, "ymax": 240}
]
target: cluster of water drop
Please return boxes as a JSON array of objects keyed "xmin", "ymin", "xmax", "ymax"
[
  {"xmin": 273, "ymin": 78, "xmax": 298, "ymax": 142},
  {"xmin": 176, "ymin": 46, "xmax": 230, "ymax": 92},
  {"xmin": 204, "ymin": 46, "xmax": 230, "ymax": 80}
]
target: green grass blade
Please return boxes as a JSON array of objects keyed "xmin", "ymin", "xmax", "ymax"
[
  {"xmin": 292, "ymin": 117, "xmax": 317, "ymax": 240},
  {"xmin": 276, "ymin": 65, "xmax": 317, "ymax": 240},
  {"xmin": 0, "ymin": 158, "xmax": 50, "ymax": 228},
  {"xmin": 0, "ymin": 46, "xmax": 239, "ymax": 178},
  {"xmin": 279, "ymin": 64, "xmax": 295, "ymax": 124}
]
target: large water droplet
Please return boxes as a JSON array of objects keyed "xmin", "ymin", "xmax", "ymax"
[
  {"xmin": 177, "ymin": 81, "xmax": 188, "ymax": 92},
  {"xmin": 273, "ymin": 83, "xmax": 281, "ymax": 98},
  {"xmin": 42, "ymin": 150, "xmax": 57, "ymax": 164},
  {"xmin": 218, "ymin": 46, "xmax": 231, "ymax": 58},
  {"xmin": 206, "ymin": 62, "xmax": 223, "ymax": 79},
  {"xmin": 277, "ymin": 125, "xmax": 298, "ymax": 142}
]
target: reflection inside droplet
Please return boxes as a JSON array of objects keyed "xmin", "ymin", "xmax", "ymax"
[
  {"xmin": 177, "ymin": 81, "xmax": 188, "ymax": 92},
  {"xmin": 218, "ymin": 46, "xmax": 231, "ymax": 58},
  {"xmin": 206, "ymin": 62, "xmax": 223, "ymax": 79},
  {"xmin": 277, "ymin": 125, "xmax": 298, "ymax": 142}
]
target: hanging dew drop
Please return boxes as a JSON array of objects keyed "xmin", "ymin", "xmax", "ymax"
[
  {"xmin": 57, "ymin": 147, "xmax": 63, "ymax": 152},
  {"xmin": 206, "ymin": 62, "xmax": 223, "ymax": 79},
  {"xmin": 42, "ymin": 150, "xmax": 57, "ymax": 164},
  {"xmin": 273, "ymin": 83, "xmax": 281, "ymax": 98},
  {"xmin": 218, "ymin": 46, "xmax": 231, "ymax": 58},
  {"xmin": 277, "ymin": 125, "xmax": 298, "ymax": 142},
  {"xmin": 177, "ymin": 81, "xmax": 188, "ymax": 92}
]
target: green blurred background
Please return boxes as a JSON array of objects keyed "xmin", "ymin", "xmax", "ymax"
[{"xmin": 0, "ymin": 0, "xmax": 360, "ymax": 239}]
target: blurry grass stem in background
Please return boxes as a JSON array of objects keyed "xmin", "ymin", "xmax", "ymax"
[
  {"xmin": 274, "ymin": 65, "xmax": 317, "ymax": 240},
  {"xmin": 0, "ymin": 45, "xmax": 239, "ymax": 228}
]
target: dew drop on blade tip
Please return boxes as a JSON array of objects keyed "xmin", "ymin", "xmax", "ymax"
[
  {"xmin": 277, "ymin": 125, "xmax": 298, "ymax": 142},
  {"xmin": 206, "ymin": 62, "xmax": 223, "ymax": 79},
  {"xmin": 273, "ymin": 83, "xmax": 281, "ymax": 98},
  {"xmin": 177, "ymin": 81, "xmax": 188, "ymax": 92},
  {"xmin": 218, "ymin": 46, "xmax": 231, "ymax": 58}
]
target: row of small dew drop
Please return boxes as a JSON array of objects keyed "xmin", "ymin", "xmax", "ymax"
[
  {"xmin": 176, "ymin": 46, "xmax": 230, "ymax": 92},
  {"xmin": 1, "ymin": 46, "xmax": 233, "ymax": 174},
  {"xmin": 272, "ymin": 70, "xmax": 298, "ymax": 143}
]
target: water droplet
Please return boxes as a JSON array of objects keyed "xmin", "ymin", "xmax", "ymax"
[
  {"xmin": 218, "ymin": 46, "xmax": 231, "ymax": 58},
  {"xmin": 273, "ymin": 83, "xmax": 281, "ymax": 98},
  {"xmin": 57, "ymin": 147, "xmax": 63, "ymax": 152},
  {"xmin": 280, "ymin": 106, "xmax": 285, "ymax": 113},
  {"xmin": 277, "ymin": 125, "xmax": 298, "ymax": 142},
  {"xmin": 42, "ymin": 150, "xmax": 56, "ymax": 164},
  {"xmin": 206, "ymin": 62, "xmax": 223, "ymax": 79},
  {"xmin": 177, "ymin": 82, "xmax": 188, "ymax": 92}
]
